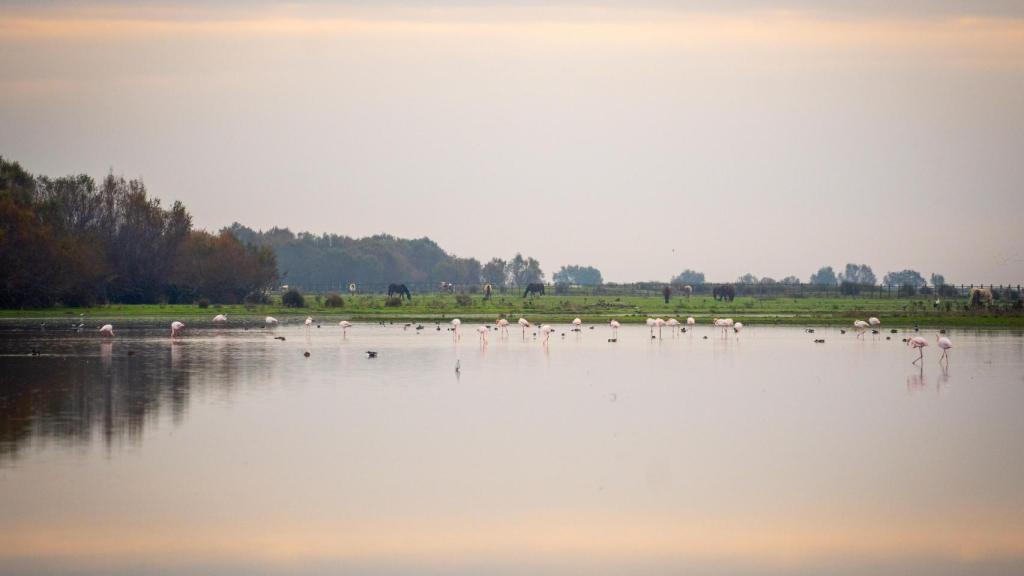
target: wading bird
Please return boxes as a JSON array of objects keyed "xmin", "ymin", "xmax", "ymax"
[
  {"xmin": 853, "ymin": 320, "xmax": 870, "ymax": 338},
  {"xmin": 666, "ymin": 318, "xmax": 680, "ymax": 335},
  {"xmin": 171, "ymin": 321, "xmax": 185, "ymax": 338},
  {"xmin": 654, "ymin": 318, "xmax": 665, "ymax": 339},
  {"xmin": 265, "ymin": 316, "xmax": 279, "ymax": 327},
  {"xmin": 936, "ymin": 334, "xmax": 953, "ymax": 363},
  {"xmin": 496, "ymin": 318, "xmax": 510, "ymax": 337},
  {"xmin": 609, "ymin": 319, "xmax": 620, "ymax": 339},
  {"xmin": 540, "ymin": 324, "xmax": 554, "ymax": 344},
  {"xmin": 908, "ymin": 336, "xmax": 929, "ymax": 364},
  {"xmin": 213, "ymin": 314, "xmax": 228, "ymax": 324},
  {"xmin": 338, "ymin": 320, "xmax": 352, "ymax": 337},
  {"xmin": 477, "ymin": 325, "xmax": 489, "ymax": 345},
  {"xmin": 734, "ymin": 322, "xmax": 744, "ymax": 336},
  {"xmin": 99, "ymin": 324, "xmax": 114, "ymax": 337},
  {"xmin": 646, "ymin": 318, "xmax": 656, "ymax": 337},
  {"xmin": 451, "ymin": 318, "xmax": 462, "ymax": 340},
  {"xmin": 572, "ymin": 318, "xmax": 582, "ymax": 332},
  {"xmin": 518, "ymin": 318, "xmax": 530, "ymax": 338}
]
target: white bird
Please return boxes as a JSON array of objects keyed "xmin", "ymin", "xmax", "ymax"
[
  {"xmin": 496, "ymin": 318, "xmax": 510, "ymax": 337},
  {"xmin": 936, "ymin": 334, "xmax": 953, "ymax": 363},
  {"xmin": 908, "ymin": 336, "xmax": 929, "ymax": 364},
  {"xmin": 451, "ymin": 318, "xmax": 462, "ymax": 340},
  {"xmin": 540, "ymin": 324, "xmax": 554, "ymax": 344},
  {"xmin": 654, "ymin": 318, "xmax": 666, "ymax": 339},
  {"xmin": 477, "ymin": 325, "xmax": 489, "ymax": 344},
  {"xmin": 571, "ymin": 317, "xmax": 582, "ymax": 332},
  {"xmin": 99, "ymin": 324, "xmax": 114, "ymax": 337},
  {"xmin": 686, "ymin": 317, "xmax": 696, "ymax": 327},
  {"xmin": 646, "ymin": 318, "xmax": 656, "ymax": 337},
  {"xmin": 733, "ymin": 321, "xmax": 744, "ymax": 336},
  {"xmin": 213, "ymin": 314, "xmax": 228, "ymax": 324},
  {"xmin": 666, "ymin": 318, "xmax": 680, "ymax": 336},
  {"xmin": 170, "ymin": 321, "xmax": 185, "ymax": 338},
  {"xmin": 609, "ymin": 319, "xmax": 620, "ymax": 338},
  {"xmin": 338, "ymin": 320, "xmax": 352, "ymax": 336},
  {"xmin": 265, "ymin": 316, "xmax": 279, "ymax": 327},
  {"xmin": 868, "ymin": 317, "xmax": 880, "ymax": 327},
  {"xmin": 305, "ymin": 316, "xmax": 313, "ymax": 326},
  {"xmin": 518, "ymin": 317, "xmax": 530, "ymax": 338},
  {"xmin": 713, "ymin": 318, "xmax": 734, "ymax": 337},
  {"xmin": 853, "ymin": 320, "xmax": 870, "ymax": 338}
]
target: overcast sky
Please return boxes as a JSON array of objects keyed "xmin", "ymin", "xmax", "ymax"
[{"xmin": 2, "ymin": 1, "xmax": 1023, "ymax": 283}]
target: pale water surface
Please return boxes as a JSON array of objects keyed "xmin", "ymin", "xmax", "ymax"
[{"xmin": 1, "ymin": 324, "xmax": 1023, "ymax": 575}]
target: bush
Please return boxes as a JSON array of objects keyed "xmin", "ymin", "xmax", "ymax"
[
  {"xmin": 455, "ymin": 294, "xmax": 472, "ymax": 306},
  {"xmin": 282, "ymin": 289, "xmax": 305, "ymax": 308},
  {"xmin": 324, "ymin": 293, "xmax": 345, "ymax": 308},
  {"xmin": 245, "ymin": 291, "xmax": 270, "ymax": 305},
  {"xmin": 384, "ymin": 296, "xmax": 403, "ymax": 307},
  {"xmin": 197, "ymin": 298, "xmax": 211, "ymax": 308}
]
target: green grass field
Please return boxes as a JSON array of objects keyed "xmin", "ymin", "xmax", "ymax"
[{"xmin": 2, "ymin": 294, "xmax": 1022, "ymax": 328}]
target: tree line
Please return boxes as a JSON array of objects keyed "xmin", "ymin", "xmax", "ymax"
[
  {"xmin": 672, "ymin": 264, "xmax": 953, "ymax": 295},
  {"xmin": 0, "ymin": 158, "xmax": 277, "ymax": 307}
]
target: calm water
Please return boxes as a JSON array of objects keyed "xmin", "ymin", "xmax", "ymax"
[{"xmin": 1, "ymin": 323, "xmax": 1023, "ymax": 576}]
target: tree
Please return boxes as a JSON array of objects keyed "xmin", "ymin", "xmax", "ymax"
[
  {"xmin": 671, "ymin": 269, "xmax": 705, "ymax": 284},
  {"xmin": 505, "ymin": 253, "xmax": 543, "ymax": 286},
  {"xmin": 809, "ymin": 266, "xmax": 838, "ymax": 285},
  {"xmin": 737, "ymin": 273, "xmax": 758, "ymax": 284},
  {"xmin": 930, "ymin": 273, "xmax": 946, "ymax": 287},
  {"xmin": 781, "ymin": 276, "xmax": 800, "ymax": 285},
  {"xmin": 553, "ymin": 265, "xmax": 603, "ymax": 285},
  {"xmin": 759, "ymin": 277, "xmax": 777, "ymax": 284},
  {"xmin": 481, "ymin": 258, "xmax": 507, "ymax": 286},
  {"xmin": 883, "ymin": 269, "xmax": 926, "ymax": 288},
  {"xmin": 839, "ymin": 263, "xmax": 876, "ymax": 286}
]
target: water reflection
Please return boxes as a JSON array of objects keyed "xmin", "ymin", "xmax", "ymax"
[{"xmin": 1, "ymin": 325, "xmax": 1023, "ymax": 575}]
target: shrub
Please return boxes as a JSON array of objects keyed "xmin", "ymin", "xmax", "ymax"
[
  {"xmin": 384, "ymin": 296, "xmax": 403, "ymax": 307},
  {"xmin": 454, "ymin": 294, "xmax": 472, "ymax": 306},
  {"xmin": 282, "ymin": 289, "xmax": 305, "ymax": 308},
  {"xmin": 324, "ymin": 293, "xmax": 345, "ymax": 308},
  {"xmin": 245, "ymin": 291, "xmax": 270, "ymax": 305},
  {"xmin": 197, "ymin": 298, "xmax": 211, "ymax": 308}
]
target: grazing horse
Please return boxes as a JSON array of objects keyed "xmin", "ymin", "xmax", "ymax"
[
  {"xmin": 483, "ymin": 283, "xmax": 493, "ymax": 300},
  {"xmin": 662, "ymin": 285, "xmax": 672, "ymax": 304},
  {"xmin": 681, "ymin": 285, "xmax": 693, "ymax": 298},
  {"xmin": 387, "ymin": 283, "xmax": 412, "ymax": 300},
  {"xmin": 712, "ymin": 284, "xmax": 736, "ymax": 302},
  {"xmin": 523, "ymin": 283, "xmax": 545, "ymax": 298},
  {"xmin": 968, "ymin": 287, "xmax": 993, "ymax": 308}
]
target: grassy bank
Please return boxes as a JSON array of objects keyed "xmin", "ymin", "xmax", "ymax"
[{"xmin": 1, "ymin": 294, "xmax": 1022, "ymax": 328}]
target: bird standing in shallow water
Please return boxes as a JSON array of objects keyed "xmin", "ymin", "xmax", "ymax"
[
  {"xmin": 451, "ymin": 318, "xmax": 462, "ymax": 341},
  {"xmin": 170, "ymin": 321, "xmax": 185, "ymax": 338},
  {"xmin": 338, "ymin": 320, "xmax": 352, "ymax": 337},
  {"xmin": 908, "ymin": 336, "xmax": 929, "ymax": 364},
  {"xmin": 518, "ymin": 318, "xmax": 530, "ymax": 339},
  {"xmin": 936, "ymin": 334, "xmax": 953, "ymax": 364},
  {"xmin": 99, "ymin": 324, "xmax": 114, "ymax": 337},
  {"xmin": 609, "ymin": 319, "xmax": 620, "ymax": 339}
]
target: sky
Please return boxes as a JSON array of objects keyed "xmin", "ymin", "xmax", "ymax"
[{"xmin": 1, "ymin": 1, "xmax": 1023, "ymax": 284}]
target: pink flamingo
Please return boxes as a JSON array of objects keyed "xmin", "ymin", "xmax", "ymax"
[
  {"xmin": 477, "ymin": 325, "xmax": 489, "ymax": 345},
  {"xmin": 170, "ymin": 321, "xmax": 185, "ymax": 338},
  {"xmin": 609, "ymin": 319, "xmax": 620, "ymax": 339},
  {"xmin": 339, "ymin": 320, "xmax": 352, "ymax": 337},
  {"xmin": 733, "ymin": 322, "xmax": 744, "ymax": 337},
  {"xmin": 213, "ymin": 314, "xmax": 228, "ymax": 325},
  {"xmin": 853, "ymin": 320, "xmax": 870, "ymax": 338},
  {"xmin": 936, "ymin": 334, "xmax": 953, "ymax": 363},
  {"xmin": 518, "ymin": 318, "xmax": 530, "ymax": 339},
  {"xmin": 572, "ymin": 318, "xmax": 582, "ymax": 332},
  {"xmin": 686, "ymin": 317, "xmax": 695, "ymax": 333},
  {"xmin": 496, "ymin": 318, "xmax": 510, "ymax": 337},
  {"xmin": 666, "ymin": 318, "xmax": 680, "ymax": 336},
  {"xmin": 451, "ymin": 318, "xmax": 462, "ymax": 341},
  {"xmin": 908, "ymin": 336, "xmax": 928, "ymax": 364},
  {"xmin": 99, "ymin": 324, "xmax": 114, "ymax": 337},
  {"xmin": 646, "ymin": 318, "xmax": 656, "ymax": 337},
  {"xmin": 654, "ymin": 318, "xmax": 665, "ymax": 339},
  {"xmin": 540, "ymin": 324, "xmax": 554, "ymax": 345}
]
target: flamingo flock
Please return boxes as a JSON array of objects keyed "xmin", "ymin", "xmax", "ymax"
[{"xmin": 70, "ymin": 312, "xmax": 956, "ymax": 366}]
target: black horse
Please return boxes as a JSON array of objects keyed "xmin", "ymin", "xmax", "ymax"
[
  {"xmin": 387, "ymin": 283, "xmax": 412, "ymax": 300},
  {"xmin": 662, "ymin": 285, "xmax": 672, "ymax": 304},
  {"xmin": 523, "ymin": 283, "xmax": 545, "ymax": 298},
  {"xmin": 712, "ymin": 284, "xmax": 736, "ymax": 302}
]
